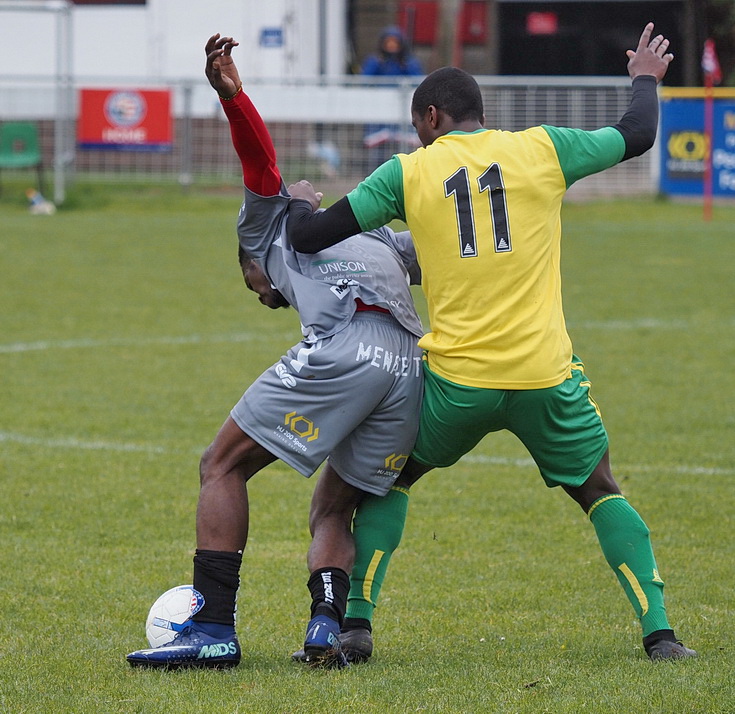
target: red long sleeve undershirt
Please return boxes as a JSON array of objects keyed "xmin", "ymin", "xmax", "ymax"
[{"xmin": 220, "ymin": 90, "xmax": 282, "ymax": 196}]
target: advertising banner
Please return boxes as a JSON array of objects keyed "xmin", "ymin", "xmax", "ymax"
[
  {"xmin": 77, "ymin": 88, "xmax": 172, "ymax": 152},
  {"xmin": 659, "ymin": 88, "xmax": 735, "ymax": 198}
]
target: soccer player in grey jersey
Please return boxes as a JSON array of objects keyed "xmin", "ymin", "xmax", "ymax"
[{"xmin": 126, "ymin": 34, "xmax": 423, "ymax": 670}]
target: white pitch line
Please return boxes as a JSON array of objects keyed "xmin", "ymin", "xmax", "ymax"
[
  {"xmin": 0, "ymin": 431, "xmax": 182, "ymax": 455},
  {"xmin": 0, "ymin": 331, "xmax": 296, "ymax": 354},
  {"xmin": 1, "ymin": 430, "xmax": 731, "ymax": 477},
  {"xmin": 3, "ymin": 316, "xmax": 732, "ymax": 354},
  {"xmin": 569, "ymin": 318, "xmax": 690, "ymax": 331}
]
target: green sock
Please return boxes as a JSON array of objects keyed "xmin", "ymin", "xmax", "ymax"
[
  {"xmin": 588, "ymin": 494, "xmax": 670, "ymax": 637},
  {"xmin": 344, "ymin": 486, "xmax": 410, "ymax": 624}
]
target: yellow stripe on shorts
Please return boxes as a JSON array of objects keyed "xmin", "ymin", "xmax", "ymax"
[{"xmin": 580, "ymin": 380, "xmax": 602, "ymax": 416}]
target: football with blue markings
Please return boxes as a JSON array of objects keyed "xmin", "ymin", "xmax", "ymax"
[{"xmin": 145, "ymin": 585, "xmax": 205, "ymax": 647}]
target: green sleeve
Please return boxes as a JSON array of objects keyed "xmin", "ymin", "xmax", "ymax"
[
  {"xmin": 542, "ymin": 125, "xmax": 626, "ymax": 188},
  {"xmin": 346, "ymin": 156, "xmax": 406, "ymax": 230}
]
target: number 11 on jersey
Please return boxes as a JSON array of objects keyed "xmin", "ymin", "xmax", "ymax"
[{"xmin": 444, "ymin": 164, "xmax": 512, "ymax": 259}]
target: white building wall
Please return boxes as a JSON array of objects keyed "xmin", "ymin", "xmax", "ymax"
[{"xmin": 0, "ymin": 0, "xmax": 347, "ymax": 82}]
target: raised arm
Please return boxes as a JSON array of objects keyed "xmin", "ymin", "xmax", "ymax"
[
  {"xmin": 625, "ymin": 22, "xmax": 673, "ymax": 83},
  {"xmin": 614, "ymin": 22, "xmax": 674, "ymax": 160},
  {"xmin": 205, "ymin": 33, "xmax": 281, "ymax": 196}
]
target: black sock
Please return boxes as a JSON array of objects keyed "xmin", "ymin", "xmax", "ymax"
[
  {"xmin": 192, "ymin": 549, "xmax": 242, "ymax": 626},
  {"xmin": 643, "ymin": 628, "xmax": 677, "ymax": 655},
  {"xmin": 307, "ymin": 567, "xmax": 350, "ymax": 624},
  {"xmin": 342, "ymin": 617, "xmax": 372, "ymax": 633}
]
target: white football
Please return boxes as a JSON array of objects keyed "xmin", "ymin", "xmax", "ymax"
[{"xmin": 145, "ymin": 585, "xmax": 205, "ymax": 647}]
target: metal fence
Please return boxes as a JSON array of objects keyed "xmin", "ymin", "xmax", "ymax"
[{"xmin": 0, "ymin": 75, "xmax": 657, "ymax": 204}]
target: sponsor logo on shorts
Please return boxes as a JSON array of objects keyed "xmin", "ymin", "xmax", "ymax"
[
  {"xmin": 274, "ymin": 411, "xmax": 320, "ymax": 453},
  {"xmin": 374, "ymin": 454, "xmax": 408, "ymax": 480},
  {"xmin": 284, "ymin": 412, "xmax": 320, "ymax": 441},
  {"xmin": 384, "ymin": 453, "xmax": 408, "ymax": 471},
  {"xmin": 356, "ymin": 342, "xmax": 422, "ymax": 377},
  {"xmin": 275, "ymin": 363, "xmax": 297, "ymax": 388}
]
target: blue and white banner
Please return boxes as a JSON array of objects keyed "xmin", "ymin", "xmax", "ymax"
[{"xmin": 659, "ymin": 89, "xmax": 735, "ymax": 197}]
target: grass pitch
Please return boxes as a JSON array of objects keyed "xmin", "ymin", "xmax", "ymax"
[{"xmin": 1, "ymin": 182, "xmax": 734, "ymax": 713}]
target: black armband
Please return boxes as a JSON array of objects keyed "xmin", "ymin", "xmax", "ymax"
[
  {"xmin": 613, "ymin": 75, "xmax": 659, "ymax": 161},
  {"xmin": 287, "ymin": 196, "xmax": 362, "ymax": 254}
]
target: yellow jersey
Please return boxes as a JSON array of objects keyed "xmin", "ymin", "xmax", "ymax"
[{"xmin": 347, "ymin": 125, "xmax": 625, "ymax": 389}]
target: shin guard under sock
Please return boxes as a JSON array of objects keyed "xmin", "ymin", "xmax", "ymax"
[
  {"xmin": 588, "ymin": 494, "xmax": 670, "ymax": 636},
  {"xmin": 192, "ymin": 549, "xmax": 242, "ymax": 627},
  {"xmin": 345, "ymin": 486, "xmax": 410, "ymax": 625}
]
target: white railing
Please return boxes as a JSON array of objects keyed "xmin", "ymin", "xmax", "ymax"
[{"xmin": 0, "ymin": 75, "xmax": 654, "ymax": 202}]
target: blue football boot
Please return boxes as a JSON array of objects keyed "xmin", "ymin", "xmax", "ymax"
[
  {"xmin": 126, "ymin": 622, "xmax": 241, "ymax": 669},
  {"xmin": 302, "ymin": 615, "xmax": 349, "ymax": 669}
]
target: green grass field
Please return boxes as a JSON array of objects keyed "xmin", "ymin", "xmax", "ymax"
[{"xmin": 1, "ymin": 182, "xmax": 734, "ymax": 713}]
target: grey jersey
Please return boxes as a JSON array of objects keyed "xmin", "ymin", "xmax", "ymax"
[{"xmin": 237, "ymin": 185, "xmax": 424, "ymax": 342}]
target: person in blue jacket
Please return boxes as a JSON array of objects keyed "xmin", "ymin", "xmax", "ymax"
[
  {"xmin": 361, "ymin": 26, "xmax": 423, "ymax": 78},
  {"xmin": 361, "ymin": 26, "xmax": 424, "ymax": 170}
]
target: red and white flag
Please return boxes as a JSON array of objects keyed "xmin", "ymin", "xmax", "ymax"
[{"xmin": 701, "ymin": 38, "xmax": 722, "ymax": 85}]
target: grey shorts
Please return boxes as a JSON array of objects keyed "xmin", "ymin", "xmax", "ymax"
[{"xmin": 231, "ymin": 312, "xmax": 423, "ymax": 495}]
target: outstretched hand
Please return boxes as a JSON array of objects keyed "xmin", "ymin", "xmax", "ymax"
[
  {"xmin": 626, "ymin": 23, "xmax": 673, "ymax": 83},
  {"xmin": 287, "ymin": 181, "xmax": 324, "ymax": 211},
  {"xmin": 205, "ymin": 33, "xmax": 242, "ymax": 99}
]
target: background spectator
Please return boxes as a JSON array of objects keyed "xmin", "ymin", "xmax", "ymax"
[{"xmin": 361, "ymin": 26, "xmax": 423, "ymax": 170}]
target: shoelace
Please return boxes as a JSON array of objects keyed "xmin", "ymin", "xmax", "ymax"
[{"xmin": 166, "ymin": 623, "xmax": 197, "ymax": 644}]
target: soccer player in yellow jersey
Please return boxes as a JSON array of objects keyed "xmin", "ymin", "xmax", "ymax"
[{"xmin": 287, "ymin": 23, "xmax": 695, "ymax": 662}]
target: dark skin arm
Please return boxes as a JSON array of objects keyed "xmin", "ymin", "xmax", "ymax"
[
  {"xmin": 615, "ymin": 23, "xmax": 674, "ymax": 159},
  {"xmin": 625, "ymin": 22, "xmax": 673, "ymax": 81},
  {"xmin": 287, "ymin": 180, "xmax": 323, "ymax": 211},
  {"xmin": 204, "ymin": 33, "xmax": 242, "ymax": 98}
]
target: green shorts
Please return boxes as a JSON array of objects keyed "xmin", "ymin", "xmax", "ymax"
[{"xmin": 411, "ymin": 357, "xmax": 609, "ymax": 488}]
